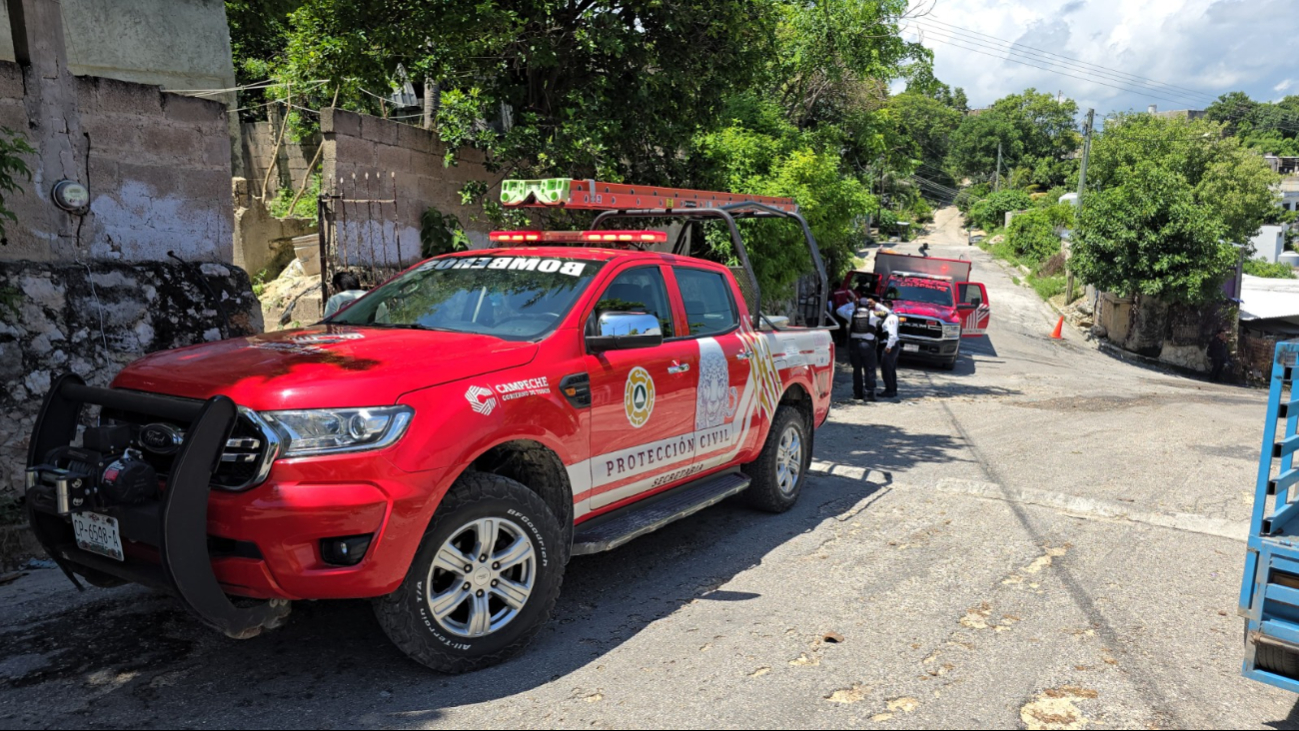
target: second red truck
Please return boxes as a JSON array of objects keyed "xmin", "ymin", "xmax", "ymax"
[{"xmin": 832, "ymin": 251, "xmax": 991, "ymax": 370}]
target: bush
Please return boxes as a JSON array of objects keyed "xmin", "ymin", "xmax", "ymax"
[
  {"xmin": 954, "ymin": 182, "xmax": 991, "ymax": 215},
  {"xmin": 1036, "ymin": 186, "xmax": 1070, "ymax": 208},
  {"xmin": 1244, "ymin": 259, "xmax": 1297, "ymax": 279},
  {"xmin": 968, "ymin": 189, "xmax": 1033, "ymax": 231},
  {"xmin": 910, "ymin": 197, "xmax": 934, "ymax": 224},
  {"xmin": 1006, "ymin": 208, "xmax": 1062, "ymax": 262}
]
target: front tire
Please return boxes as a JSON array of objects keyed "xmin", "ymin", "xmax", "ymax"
[
  {"xmin": 742, "ymin": 405, "xmax": 811, "ymax": 513},
  {"xmin": 374, "ymin": 472, "xmax": 564, "ymax": 674},
  {"xmin": 940, "ymin": 357, "xmax": 957, "ymax": 371}
]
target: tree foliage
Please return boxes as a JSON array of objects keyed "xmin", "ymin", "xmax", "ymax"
[
  {"xmin": 1073, "ymin": 114, "xmax": 1280, "ymax": 304},
  {"xmin": 1085, "ymin": 113, "xmax": 1279, "ymax": 245},
  {"xmin": 967, "ymin": 189, "xmax": 1032, "ymax": 231},
  {"xmin": 1206, "ymin": 91, "xmax": 1299, "ymax": 156},
  {"xmin": 1073, "ymin": 162, "xmax": 1237, "ymax": 305},
  {"xmin": 947, "ymin": 88, "xmax": 1079, "ymax": 188}
]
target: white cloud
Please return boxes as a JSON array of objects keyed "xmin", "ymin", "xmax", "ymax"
[{"xmin": 910, "ymin": 0, "xmax": 1299, "ymax": 116}]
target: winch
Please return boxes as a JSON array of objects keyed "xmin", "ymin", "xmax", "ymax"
[{"xmin": 26, "ymin": 424, "xmax": 159, "ymax": 515}]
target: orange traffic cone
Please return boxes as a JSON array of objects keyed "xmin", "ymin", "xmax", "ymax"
[{"xmin": 1051, "ymin": 316, "xmax": 1064, "ymax": 339}]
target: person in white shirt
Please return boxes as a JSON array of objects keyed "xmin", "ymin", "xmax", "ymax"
[
  {"xmin": 835, "ymin": 288, "xmax": 885, "ymax": 401},
  {"xmin": 324, "ymin": 271, "xmax": 367, "ymax": 318},
  {"xmin": 877, "ymin": 305, "xmax": 900, "ymax": 398}
]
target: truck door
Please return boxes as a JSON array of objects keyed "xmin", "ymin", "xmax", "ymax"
[
  {"xmin": 957, "ymin": 282, "xmax": 991, "ymax": 336},
  {"xmin": 584, "ymin": 264, "xmax": 699, "ymax": 511},
  {"xmin": 673, "ymin": 266, "xmax": 754, "ymax": 476}
]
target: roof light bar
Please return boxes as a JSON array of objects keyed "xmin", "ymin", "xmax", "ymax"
[{"xmin": 488, "ymin": 230, "xmax": 669, "ymax": 245}]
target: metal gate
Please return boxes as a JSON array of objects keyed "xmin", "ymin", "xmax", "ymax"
[{"xmin": 317, "ymin": 172, "xmax": 409, "ymax": 307}]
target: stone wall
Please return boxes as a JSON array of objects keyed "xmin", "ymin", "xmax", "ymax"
[
  {"xmin": 0, "ymin": 63, "xmax": 234, "ymax": 263},
  {"xmin": 1097, "ymin": 292, "xmax": 1233, "ymax": 374},
  {"xmin": 321, "ymin": 108, "xmax": 499, "ymax": 267},
  {"xmin": 0, "ymin": 260, "xmax": 262, "ymax": 496},
  {"xmin": 241, "ymin": 120, "xmax": 321, "ymax": 199}
]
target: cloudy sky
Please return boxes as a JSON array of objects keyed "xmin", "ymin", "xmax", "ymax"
[{"xmin": 903, "ymin": 0, "xmax": 1297, "ymax": 116}]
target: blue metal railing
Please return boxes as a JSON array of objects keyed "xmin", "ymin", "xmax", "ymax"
[{"xmin": 1241, "ymin": 341, "xmax": 1299, "ymax": 693}]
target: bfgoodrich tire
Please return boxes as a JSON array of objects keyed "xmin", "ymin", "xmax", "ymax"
[
  {"xmin": 742, "ymin": 405, "xmax": 811, "ymax": 513},
  {"xmin": 374, "ymin": 472, "xmax": 564, "ymax": 673}
]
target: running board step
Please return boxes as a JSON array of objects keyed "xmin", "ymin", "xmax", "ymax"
[{"xmin": 572, "ymin": 472, "xmax": 751, "ymax": 555}]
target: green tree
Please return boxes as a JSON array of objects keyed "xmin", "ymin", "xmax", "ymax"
[
  {"xmin": 277, "ymin": 0, "xmax": 774, "ymax": 184},
  {"xmin": 967, "ymin": 189, "xmax": 1032, "ymax": 231},
  {"xmin": 1206, "ymin": 91, "xmax": 1299, "ymax": 155},
  {"xmin": 1073, "ymin": 113, "xmax": 1280, "ymax": 305},
  {"xmin": 226, "ymin": 0, "xmax": 303, "ymax": 118},
  {"xmin": 947, "ymin": 88, "xmax": 1079, "ymax": 188},
  {"xmin": 885, "ymin": 91, "xmax": 963, "ymax": 187},
  {"xmin": 1085, "ymin": 113, "xmax": 1279, "ymax": 245},
  {"xmin": 1073, "ymin": 162, "xmax": 1235, "ymax": 304}
]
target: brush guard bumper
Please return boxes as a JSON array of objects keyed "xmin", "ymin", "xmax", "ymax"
[{"xmin": 24, "ymin": 374, "xmax": 289, "ymax": 639}]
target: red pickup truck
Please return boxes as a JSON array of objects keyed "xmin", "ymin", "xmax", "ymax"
[
  {"xmin": 24, "ymin": 219, "xmax": 834, "ymax": 673},
  {"xmin": 832, "ymin": 252, "xmax": 990, "ymax": 370}
]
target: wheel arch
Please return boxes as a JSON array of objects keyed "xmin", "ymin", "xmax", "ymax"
[{"xmin": 468, "ymin": 439, "xmax": 574, "ymax": 560}]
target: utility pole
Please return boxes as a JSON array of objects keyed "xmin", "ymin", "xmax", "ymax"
[
  {"xmin": 994, "ymin": 141, "xmax": 1002, "ymax": 191},
  {"xmin": 1066, "ymin": 108, "xmax": 1095, "ymax": 303},
  {"xmin": 423, "ymin": 77, "xmax": 438, "ymax": 131}
]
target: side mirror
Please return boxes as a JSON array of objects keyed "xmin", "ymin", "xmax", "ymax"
[{"xmin": 586, "ymin": 311, "xmax": 663, "ymax": 352}]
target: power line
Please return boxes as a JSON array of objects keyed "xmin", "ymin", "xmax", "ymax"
[
  {"xmin": 905, "ymin": 26, "xmax": 1200, "ymax": 109},
  {"xmin": 917, "ymin": 17, "xmax": 1210, "ymax": 105},
  {"xmin": 908, "ymin": 26, "xmax": 1299, "ymax": 135},
  {"xmin": 912, "ymin": 18, "xmax": 1299, "ymax": 133}
]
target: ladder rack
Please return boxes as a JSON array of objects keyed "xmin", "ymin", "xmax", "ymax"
[{"xmin": 501, "ymin": 178, "xmax": 798, "ymax": 213}]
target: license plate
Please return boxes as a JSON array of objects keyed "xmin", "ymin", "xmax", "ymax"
[
  {"xmin": 72, "ymin": 512, "xmax": 124, "ymax": 562},
  {"xmin": 903, "ymin": 343, "xmax": 920, "ymax": 352}
]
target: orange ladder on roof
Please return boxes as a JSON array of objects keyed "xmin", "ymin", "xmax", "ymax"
[{"xmin": 500, "ymin": 178, "xmax": 798, "ymax": 213}]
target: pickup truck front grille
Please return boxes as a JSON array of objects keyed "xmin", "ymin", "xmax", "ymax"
[
  {"xmin": 899, "ymin": 317, "xmax": 944, "ymax": 340},
  {"xmin": 101, "ymin": 405, "xmax": 276, "ymax": 491}
]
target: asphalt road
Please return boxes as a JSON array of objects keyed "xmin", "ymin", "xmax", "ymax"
[{"xmin": 0, "ymin": 207, "xmax": 1292, "ymax": 729}]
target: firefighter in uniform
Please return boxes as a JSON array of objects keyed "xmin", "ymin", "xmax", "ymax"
[{"xmin": 836, "ymin": 289, "xmax": 884, "ymax": 401}]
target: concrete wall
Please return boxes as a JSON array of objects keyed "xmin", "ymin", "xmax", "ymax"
[
  {"xmin": 321, "ymin": 108, "xmax": 499, "ymax": 267},
  {"xmin": 241, "ymin": 120, "xmax": 321, "ymax": 199},
  {"xmin": 1250, "ymin": 224, "xmax": 1288, "ymax": 263},
  {"xmin": 0, "ymin": 0, "xmax": 239, "ymax": 170},
  {"xmin": 0, "ymin": 0, "xmax": 235, "ymax": 93},
  {"xmin": 0, "ymin": 62, "xmax": 233, "ymax": 262},
  {"xmin": 232, "ymin": 178, "xmax": 315, "ymax": 277}
]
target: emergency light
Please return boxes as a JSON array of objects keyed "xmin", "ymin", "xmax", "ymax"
[{"xmin": 488, "ymin": 230, "xmax": 668, "ymax": 244}]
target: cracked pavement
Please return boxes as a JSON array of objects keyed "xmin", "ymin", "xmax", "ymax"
[{"xmin": 0, "ymin": 207, "xmax": 1293, "ymax": 729}]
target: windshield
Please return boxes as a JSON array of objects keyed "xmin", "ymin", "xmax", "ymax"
[
  {"xmin": 327, "ymin": 254, "xmax": 605, "ymax": 340},
  {"xmin": 885, "ymin": 280, "xmax": 954, "ymax": 307}
]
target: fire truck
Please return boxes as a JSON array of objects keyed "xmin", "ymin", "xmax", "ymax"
[
  {"xmin": 831, "ymin": 251, "xmax": 991, "ymax": 370},
  {"xmin": 23, "ymin": 178, "xmax": 836, "ymax": 673}
]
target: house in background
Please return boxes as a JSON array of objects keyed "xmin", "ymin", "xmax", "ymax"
[{"xmin": 1147, "ymin": 104, "xmax": 1207, "ymax": 121}]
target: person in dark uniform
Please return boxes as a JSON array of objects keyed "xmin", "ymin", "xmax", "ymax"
[
  {"xmin": 1208, "ymin": 328, "xmax": 1231, "ymax": 382},
  {"xmin": 835, "ymin": 289, "xmax": 884, "ymax": 401}
]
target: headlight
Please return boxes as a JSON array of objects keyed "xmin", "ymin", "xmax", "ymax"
[
  {"xmin": 942, "ymin": 324, "xmax": 961, "ymax": 339},
  {"xmin": 263, "ymin": 406, "xmax": 414, "ymax": 458}
]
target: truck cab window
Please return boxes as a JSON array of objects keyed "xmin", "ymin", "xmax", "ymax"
[
  {"xmin": 593, "ymin": 267, "xmax": 675, "ymax": 335},
  {"xmin": 674, "ymin": 267, "xmax": 739, "ymax": 336}
]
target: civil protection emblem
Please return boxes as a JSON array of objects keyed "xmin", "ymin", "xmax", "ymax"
[{"xmin": 624, "ymin": 367, "xmax": 656, "ymax": 428}]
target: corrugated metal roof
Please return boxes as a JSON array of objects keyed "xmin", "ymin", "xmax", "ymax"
[{"xmin": 1240, "ymin": 274, "xmax": 1299, "ymax": 321}]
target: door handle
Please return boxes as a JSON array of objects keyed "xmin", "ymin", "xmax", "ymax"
[
  {"xmin": 735, "ymin": 350, "xmax": 751, "ymax": 361},
  {"xmin": 667, "ymin": 362, "xmax": 691, "ymax": 374}
]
